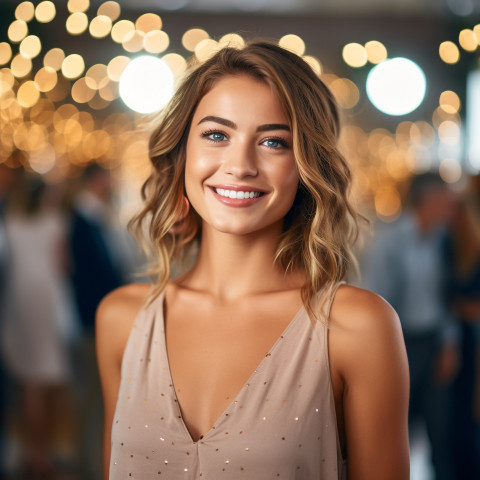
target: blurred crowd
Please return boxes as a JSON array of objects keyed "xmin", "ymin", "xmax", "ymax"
[
  {"xmin": 0, "ymin": 159, "xmax": 139, "ymax": 480},
  {"xmin": 0, "ymin": 161, "xmax": 478, "ymax": 480}
]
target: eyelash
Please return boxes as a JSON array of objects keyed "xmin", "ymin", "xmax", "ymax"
[{"xmin": 200, "ymin": 130, "xmax": 290, "ymax": 149}]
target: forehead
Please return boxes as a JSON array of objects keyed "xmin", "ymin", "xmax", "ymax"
[{"xmin": 192, "ymin": 74, "xmax": 288, "ymax": 124}]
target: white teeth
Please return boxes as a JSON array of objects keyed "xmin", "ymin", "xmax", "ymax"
[{"xmin": 214, "ymin": 188, "xmax": 261, "ymax": 199}]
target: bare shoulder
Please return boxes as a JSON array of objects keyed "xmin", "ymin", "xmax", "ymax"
[
  {"xmin": 96, "ymin": 283, "xmax": 152, "ymax": 363},
  {"xmin": 328, "ymin": 284, "xmax": 407, "ymax": 380},
  {"xmin": 330, "ymin": 284, "xmax": 401, "ymax": 334}
]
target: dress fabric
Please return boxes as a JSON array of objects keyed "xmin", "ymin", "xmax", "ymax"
[{"xmin": 110, "ymin": 288, "xmax": 346, "ymax": 479}]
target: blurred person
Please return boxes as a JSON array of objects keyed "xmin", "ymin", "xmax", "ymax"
[
  {"xmin": 0, "ymin": 168, "xmax": 78, "ymax": 479},
  {"xmin": 362, "ymin": 172, "xmax": 458, "ymax": 480},
  {"xmin": 444, "ymin": 175, "xmax": 480, "ymax": 480},
  {"xmin": 68, "ymin": 164, "xmax": 127, "ymax": 480}
]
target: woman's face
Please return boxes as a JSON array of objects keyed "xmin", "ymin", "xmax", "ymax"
[{"xmin": 185, "ymin": 74, "xmax": 299, "ymax": 236}]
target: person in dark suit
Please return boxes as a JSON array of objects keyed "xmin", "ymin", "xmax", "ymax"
[{"xmin": 68, "ymin": 164, "xmax": 125, "ymax": 480}]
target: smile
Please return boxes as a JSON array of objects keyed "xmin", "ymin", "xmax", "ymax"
[{"xmin": 213, "ymin": 188, "xmax": 263, "ymax": 199}]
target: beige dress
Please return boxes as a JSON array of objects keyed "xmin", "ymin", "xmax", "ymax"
[{"xmin": 110, "ymin": 287, "xmax": 347, "ymax": 479}]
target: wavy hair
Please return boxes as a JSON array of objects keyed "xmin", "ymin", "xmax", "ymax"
[{"xmin": 130, "ymin": 40, "xmax": 360, "ymax": 323}]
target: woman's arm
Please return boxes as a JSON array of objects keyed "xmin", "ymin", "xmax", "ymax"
[
  {"xmin": 96, "ymin": 284, "xmax": 150, "ymax": 480},
  {"xmin": 329, "ymin": 286, "xmax": 410, "ymax": 480}
]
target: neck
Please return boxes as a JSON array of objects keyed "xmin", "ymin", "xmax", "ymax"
[{"xmin": 180, "ymin": 222, "xmax": 304, "ymax": 301}]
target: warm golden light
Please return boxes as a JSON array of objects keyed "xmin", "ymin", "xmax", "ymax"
[
  {"xmin": 342, "ymin": 43, "xmax": 368, "ymax": 68},
  {"xmin": 17, "ymin": 80, "xmax": 40, "ymax": 108},
  {"xmin": 439, "ymin": 158, "xmax": 462, "ymax": 183},
  {"xmin": 19, "ymin": 35, "xmax": 41, "ymax": 59},
  {"xmin": 474, "ymin": 24, "xmax": 480, "ymax": 43},
  {"xmin": 410, "ymin": 121, "xmax": 435, "ymax": 148},
  {"xmin": 135, "ymin": 13, "xmax": 162, "ymax": 33},
  {"xmin": 375, "ymin": 186, "xmax": 401, "ymax": 218},
  {"xmin": 8, "ymin": 20, "xmax": 28, "ymax": 43},
  {"xmin": 219, "ymin": 33, "xmax": 245, "ymax": 49},
  {"xmin": 279, "ymin": 34, "xmax": 306, "ymax": 56},
  {"xmin": 438, "ymin": 120, "xmax": 460, "ymax": 145},
  {"xmin": 302, "ymin": 55, "xmax": 322, "ymax": 75},
  {"xmin": 365, "ymin": 40, "xmax": 387, "ymax": 64},
  {"xmin": 35, "ymin": 1, "xmax": 56, "ymax": 23},
  {"xmin": 85, "ymin": 64, "xmax": 109, "ymax": 90},
  {"xmin": 83, "ymin": 130, "xmax": 112, "ymax": 158},
  {"xmin": 15, "ymin": 2, "xmax": 35, "ymax": 22},
  {"xmin": 162, "ymin": 53, "xmax": 187, "ymax": 78},
  {"xmin": 66, "ymin": 12, "xmax": 89, "ymax": 35},
  {"xmin": 111, "ymin": 19, "xmax": 135, "ymax": 43},
  {"xmin": 143, "ymin": 30, "xmax": 169, "ymax": 54},
  {"xmin": 61, "ymin": 54, "xmax": 85, "ymax": 79},
  {"xmin": 459, "ymin": 29, "xmax": 478, "ymax": 52},
  {"xmin": 0, "ymin": 68, "xmax": 15, "ymax": 94},
  {"xmin": 89, "ymin": 15, "xmax": 113, "ymax": 39},
  {"xmin": 99, "ymin": 81, "xmax": 119, "ymax": 101},
  {"xmin": 68, "ymin": 0, "xmax": 89, "ymax": 13},
  {"xmin": 11, "ymin": 54, "xmax": 32, "ymax": 78},
  {"xmin": 195, "ymin": 39, "xmax": 219, "ymax": 62},
  {"xmin": 43, "ymin": 48, "xmax": 65, "ymax": 70},
  {"xmin": 122, "ymin": 30, "xmax": 144, "ymax": 53},
  {"xmin": 329, "ymin": 78, "xmax": 360, "ymax": 109},
  {"xmin": 0, "ymin": 43, "xmax": 13, "ymax": 66},
  {"xmin": 439, "ymin": 41, "xmax": 460, "ymax": 64},
  {"xmin": 182, "ymin": 28, "xmax": 209, "ymax": 52},
  {"xmin": 439, "ymin": 90, "xmax": 461, "ymax": 114},
  {"xmin": 45, "ymin": 76, "xmax": 70, "ymax": 103},
  {"xmin": 107, "ymin": 56, "xmax": 130, "ymax": 81},
  {"xmin": 34, "ymin": 66, "xmax": 57, "ymax": 92},
  {"xmin": 71, "ymin": 77, "xmax": 96, "ymax": 103},
  {"xmin": 98, "ymin": 1, "xmax": 121, "ymax": 21},
  {"xmin": 432, "ymin": 106, "xmax": 460, "ymax": 129}
]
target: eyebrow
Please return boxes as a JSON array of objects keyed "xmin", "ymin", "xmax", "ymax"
[{"xmin": 197, "ymin": 115, "xmax": 290, "ymax": 133}]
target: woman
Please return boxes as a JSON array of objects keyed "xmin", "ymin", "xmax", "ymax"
[{"xmin": 97, "ymin": 41, "xmax": 409, "ymax": 479}]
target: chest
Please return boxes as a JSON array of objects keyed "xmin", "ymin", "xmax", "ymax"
[{"xmin": 164, "ymin": 299, "xmax": 303, "ymax": 440}]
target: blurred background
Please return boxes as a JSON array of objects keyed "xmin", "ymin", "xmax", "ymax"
[{"xmin": 0, "ymin": 0, "xmax": 479, "ymax": 479}]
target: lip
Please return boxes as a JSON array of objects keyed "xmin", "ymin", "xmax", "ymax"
[{"xmin": 207, "ymin": 184, "xmax": 268, "ymax": 207}]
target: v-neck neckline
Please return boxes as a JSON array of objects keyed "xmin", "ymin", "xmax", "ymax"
[{"xmin": 157, "ymin": 289, "xmax": 307, "ymax": 444}]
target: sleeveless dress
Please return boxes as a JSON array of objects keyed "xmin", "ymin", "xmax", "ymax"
[{"xmin": 110, "ymin": 287, "xmax": 347, "ymax": 479}]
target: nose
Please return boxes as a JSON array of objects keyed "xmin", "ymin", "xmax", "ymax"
[{"xmin": 222, "ymin": 142, "xmax": 258, "ymax": 178}]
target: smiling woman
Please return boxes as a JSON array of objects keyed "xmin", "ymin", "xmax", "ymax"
[{"xmin": 96, "ymin": 40, "xmax": 410, "ymax": 480}]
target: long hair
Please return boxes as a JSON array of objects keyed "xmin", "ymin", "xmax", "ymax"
[{"xmin": 130, "ymin": 40, "xmax": 360, "ymax": 323}]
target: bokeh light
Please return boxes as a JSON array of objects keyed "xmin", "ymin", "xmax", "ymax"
[
  {"xmin": 143, "ymin": 30, "xmax": 170, "ymax": 54},
  {"xmin": 89, "ymin": 15, "xmax": 113, "ymax": 39},
  {"xmin": 182, "ymin": 28, "xmax": 209, "ymax": 52},
  {"xmin": 68, "ymin": 0, "xmax": 90, "ymax": 13},
  {"xmin": 219, "ymin": 33, "xmax": 245, "ymax": 49},
  {"xmin": 302, "ymin": 55, "xmax": 322, "ymax": 75},
  {"xmin": 66, "ymin": 12, "xmax": 89, "ymax": 35},
  {"xmin": 279, "ymin": 34, "xmax": 306, "ymax": 56},
  {"xmin": 0, "ymin": 43, "xmax": 13, "ymax": 65},
  {"xmin": 61, "ymin": 54, "xmax": 85, "ymax": 79},
  {"xmin": 195, "ymin": 39, "xmax": 219, "ymax": 61},
  {"xmin": 17, "ymin": 80, "xmax": 40, "ymax": 108},
  {"xmin": 343, "ymin": 43, "xmax": 368, "ymax": 68},
  {"xmin": 111, "ymin": 20, "xmax": 135, "ymax": 43},
  {"xmin": 107, "ymin": 56, "xmax": 130, "ymax": 81},
  {"xmin": 34, "ymin": 66, "xmax": 58, "ymax": 92},
  {"xmin": 35, "ymin": 1, "xmax": 56, "ymax": 23},
  {"xmin": 122, "ymin": 30, "xmax": 144, "ymax": 53},
  {"xmin": 85, "ymin": 64, "xmax": 109, "ymax": 90},
  {"xmin": 11, "ymin": 54, "xmax": 32, "ymax": 78},
  {"xmin": 15, "ymin": 2, "xmax": 35, "ymax": 22},
  {"xmin": 439, "ymin": 90, "xmax": 461, "ymax": 113},
  {"xmin": 439, "ymin": 158, "xmax": 462, "ymax": 183},
  {"xmin": 162, "ymin": 53, "xmax": 187, "ymax": 78},
  {"xmin": 19, "ymin": 35, "xmax": 41, "ymax": 59},
  {"xmin": 365, "ymin": 40, "xmax": 388, "ymax": 64},
  {"xmin": 459, "ymin": 29, "xmax": 478, "ymax": 51},
  {"xmin": 98, "ymin": 1, "xmax": 121, "ymax": 21},
  {"xmin": 439, "ymin": 41, "xmax": 460, "ymax": 64},
  {"xmin": 43, "ymin": 48, "xmax": 65, "ymax": 71},
  {"xmin": 135, "ymin": 13, "xmax": 162, "ymax": 33},
  {"xmin": 119, "ymin": 55, "xmax": 174, "ymax": 113},
  {"xmin": 8, "ymin": 20, "xmax": 28, "ymax": 43},
  {"xmin": 366, "ymin": 57, "xmax": 426, "ymax": 115}
]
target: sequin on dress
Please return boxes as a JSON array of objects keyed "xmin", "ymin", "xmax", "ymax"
[{"xmin": 110, "ymin": 287, "xmax": 347, "ymax": 479}]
